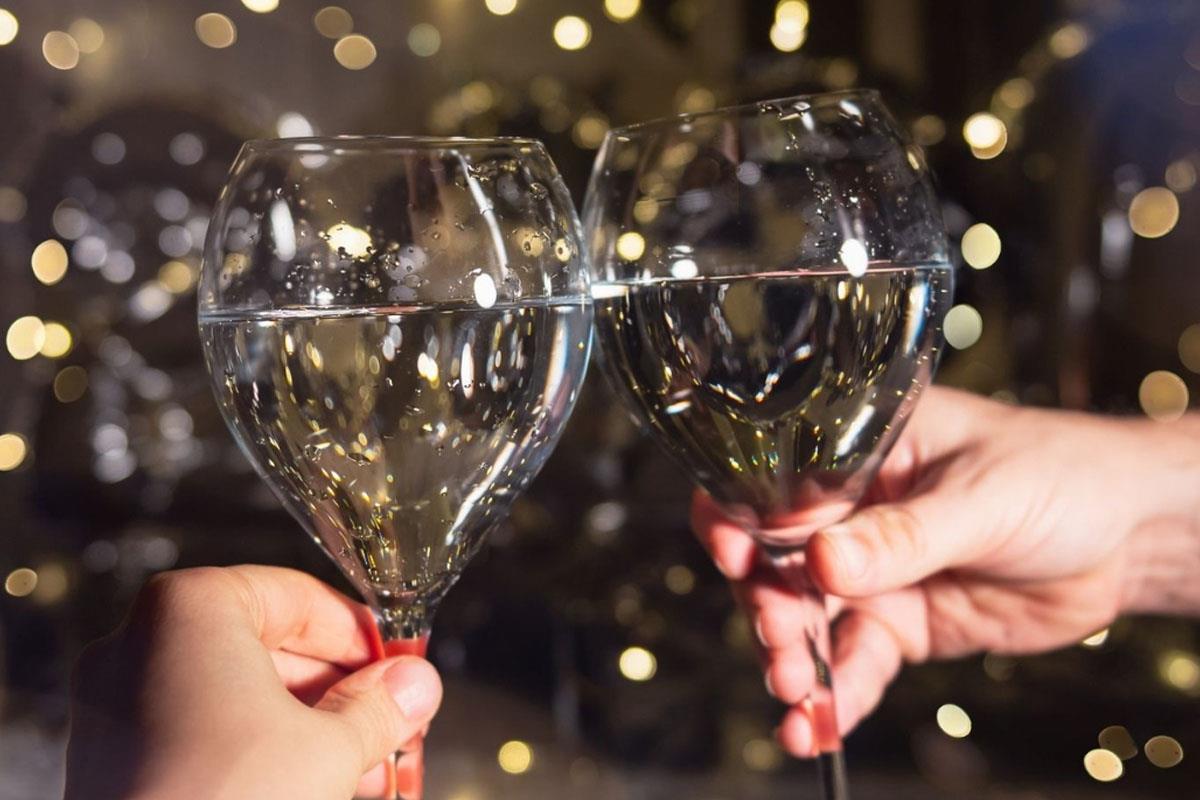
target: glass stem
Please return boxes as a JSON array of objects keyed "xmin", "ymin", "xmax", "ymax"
[
  {"xmin": 765, "ymin": 546, "xmax": 850, "ymax": 800},
  {"xmin": 373, "ymin": 604, "xmax": 432, "ymax": 800}
]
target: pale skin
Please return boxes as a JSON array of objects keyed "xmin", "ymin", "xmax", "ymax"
[
  {"xmin": 692, "ymin": 386, "xmax": 1200, "ymax": 756},
  {"xmin": 65, "ymin": 565, "xmax": 442, "ymax": 800}
]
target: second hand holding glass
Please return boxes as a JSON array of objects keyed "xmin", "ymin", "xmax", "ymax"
[{"xmin": 584, "ymin": 91, "xmax": 953, "ymax": 800}]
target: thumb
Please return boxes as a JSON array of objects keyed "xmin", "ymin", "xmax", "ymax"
[
  {"xmin": 807, "ymin": 494, "xmax": 976, "ymax": 597},
  {"xmin": 315, "ymin": 655, "xmax": 442, "ymax": 775}
]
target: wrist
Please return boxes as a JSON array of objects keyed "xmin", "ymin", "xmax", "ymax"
[{"xmin": 1115, "ymin": 414, "xmax": 1200, "ymax": 616}]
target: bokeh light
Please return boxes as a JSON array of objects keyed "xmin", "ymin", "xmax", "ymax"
[
  {"xmin": 936, "ymin": 703, "xmax": 972, "ymax": 738},
  {"xmin": 0, "ymin": 432, "xmax": 28, "ymax": 471},
  {"xmin": 572, "ymin": 112, "xmax": 609, "ymax": 149},
  {"xmin": 1158, "ymin": 650, "xmax": 1200, "ymax": 693},
  {"xmin": 615, "ymin": 231, "xmax": 645, "ymax": 261},
  {"xmin": 1165, "ymin": 159, "xmax": 1196, "ymax": 193},
  {"xmin": 944, "ymin": 304, "xmax": 983, "ymax": 350},
  {"xmin": 195, "ymin": 13, "xmax": 237, "ymax": 49},
  {"xmin": 1083, "ymin": 748, "xmax": 1123, "ymax": 781},
  {"xmin": 961, "ymin": 223, "xmax": 1001, "ymax": 269},
  {"xmin": 334, "ymin": 34, "xmax": 376, "ymax": 69},
  {"xmin": 497, "ymin": 740, "xmax": 534, "ymax": 774},
  {"xmin": 553, "ymin": 16, "xmax": 591, "ymax": 51},
  {"xmin": 4, "ymin": 567, "xmax": 36, "ymax": 597},
  {"xmin": 604, "ymin": 0, "xmax": 641, "ymax": 23},
  {"xmin": 42, "ymin": 31, "xmax": 80, "ymax": 70},
  {"xmin": 1128, "ymin": 187, "xmax": 1180, "ymax": 238},
  {"xmin": 1049, "ymin": 23, "xmax": 1090, "ymax": 59},
  {"xmin": 665, "ymin": 564, "xmax": 695, "ymax": 594},
  {"xmin": 68, "ymin": 18, "xmax": 104, "ymax": 54},
  {"xmin": 963, "ymin": 112, "xmax": 1008, "ymax": 159},
  {"xmin": 53, "ymin": 365, "xmax": 88, "ymax": 403},
  {"xmin": 1178, "ymin": 324, "xmax": 1200, "ymax": 373},
  {"xmin": 1144, "ymin": 735, "xmax": 1184, "ymax": 768},
  {"xmin": 0, "ymin": 9, "xmax": 17, "ymax": 46},
  {"xmin": 241, "ymin": 0, "xmax": 279, "ymax": 12},
  {"xmin": 1138, "ymin": 370, "xmax": 1189, "ymax": 422},
  {"xmin": 313, "ymin": 6, "xmax": 353, "ymax": 39},
  {"xmin": 31, "ymin": 239, "xmax": 69, "ymax": 285},
  {"xmin": 7, "ymin": 316, "xmax": 46, "ymax": 361},
  {"xmin": 618, "ymin": 646, "xmax": 657, "ymax": 681},
  {"xmin": 1098, "ymin": 725, "xmax": 1138, "ymax": 760},
  {"xmin": 407, "ymin": 23, "xmax": 441, "ymax": 57},
  {"xmin": 40, "ymin": 322, "xmax": 73, "ymax": 359},
  {"xmin": 486, "ymin": 0, "xmax": 519, "ymax": 16}
]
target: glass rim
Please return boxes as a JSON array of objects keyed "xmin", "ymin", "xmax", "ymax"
[
  {"xmin": 605, "ymin": 88, "xmax": 883, "ymax": 138},
  {"xmin": 241, "ymin": 134, "xmax": 545, "ymax": 153}
]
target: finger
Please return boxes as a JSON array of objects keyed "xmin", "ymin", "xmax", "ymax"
[
  {"xmin": 829, "ymin": 609, "xmax": 904, "ymax": 735},
  {"xmin": 315, "ymin": 656, "xmax": 442, "ymax": 774},
  {"xmin": 762, "ymin": 640, "xmax": 817, "ymax": 705},
  {"xmin": 807, "ymin": 492, "xmax": 980, "ymax": 598},
  {"xmin": 354, "ymin": 761, "xmax": 392, "ymax": 799},
  {"xmin": 740, "ymin": 568, "xmax": 816, "ymax": 651},
  {"xmin": 271, "ymin": 650, "xmax": 349, "ymax": 705},
  {"xmin": 691, "ymin": 490, "xmax": 758, "ymax": 580},
  {"xmin": 226, "ymin": 565, "xmax": 378, "ymax": 668}
]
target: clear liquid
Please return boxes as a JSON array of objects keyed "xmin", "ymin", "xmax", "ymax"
[
  {"xmin": 201, "ymin": 301, "xmax": 591, "ymax": 613},
  {"xmin": 593, "ymin": 266, "xmax": 951, "ymax": 544}
]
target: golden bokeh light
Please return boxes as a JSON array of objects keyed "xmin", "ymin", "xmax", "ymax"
[
  {"xmin": 158, "ymin": 260, "xmax": 196, "ymax": 293},
  {"xmin": 334, "ymin": 34, "xmax": 377, "ymax": 69},
  {"xmin": 1082, "ymin": 628, "xmax": 1110, "ymax": 648},
  {"xmin": 1083, "ymin": 748, "xmax": 1123, "ymax": 781},
  {"xmin": 196, "ymin": 13, "xmax": 237, "ymax": 49},
  {"xmin": 1165, "ymin": 159, "xmax": 1196, "ymax": 193},
  {"xmin": 407, "ymin": 23, "xmax": 440, "ymax": 57},
  {"xmin": 4, "ymin": 567, "xmax": 37, "ymax": 597},
  {"xmin": 486, "ymin": 0, "xmax": 519, "ymax": 15},
  {"xmin": 665, "ymin": 564, "xmax": 695, "ymax": 594},
  {"xmin": 241, "ymin": 0, "xmax": 279, "ymax": 12},
  {"xmin": 944, "ymin": 304, "xmax": 983, "ymax": 350},
  {"xmin": 912, "ymin": 114, "xmax": 946, "ymax": 146},
  {"xmin": 1128, "ymin": 187, "xmax": 1180, "ymax": 238},
  {"xmin": 0, "ymin": 432, "xmax": 28, "ymax": 471},
  {"xmin": 615, "ymin": 231, "xmax": 646, "ymax": 261},
  {"xmin": 7, "ymin": 316, "xmax": 46, "ymax": 360},
  {"xmin": 31, "ymin": 239, "xmax": 69, "ymax": 285},
  {"xmin": 1159, "ymin": 650, "xmax": 1200, "ymax": 693},
  {"xmin": 742, "ymin": 737, "xmax": 783, "ymax": 771},
  {"xmin": 40, "ymin": 322, "xmax": 73, "ymax": 358},
  {"xmin": 31, "ymin": 561, "xmax": 69, "ymax": 605},
  {"xmin": 54, "ymin": 365, "xmax": 88, "ymax": 403},
  {"xmin": 0, "ymin": 186, "xmax": 25, "ymax": 222},
  {"xmin": 618, "ymin": 646, "xmax": 657, "ymax": 681},
  {"xmin": 995, "ymin": 77, "xmax": 1035, "ymax": 110},
  {"xmin": 1178, "ymin": 324, "xmax": 1200, "ymax": 374},
  {"xmin": 42, "ymin": 31, "xmax": 80, "ymax": 70},
  {"xmin": 553, "ymin": 16, "xmax": 591, "ymax": 51},
  {"xmin": 314, "ymin": 6, "xmax": 353, "ymax": 39},
  {"xmin": 1145, "ymin": 735, "xmax": 1184, "ymax": 768},
  {"xmin": 604, "ymin": 0, "xmax": 641, "ymax": 22},
  {"xmin": 1138, "ymin": 370, "xmax": 1189, "ymax": 422},
  {"xmin": 326, "ymin": 223, "xmax": 372, "ymax": 257},
  {"xmin": 770, "ymin": 22, "xmax": 806, "ymax": 52},
  {"xmin": 633, "ymin": 197, "xmax": 659, "ymax": 224},
  {"xmin": 497, "ymin": 740, "xmax": 533, "ymax": 774},
  {"xmin": 676, "ymin": 84, "xmax": 716, "ymax": 114},
  {"xmin": 572, "ymin": 112, "xmax": 609, "ymax": 149},
  {"xmin": 936, "ymin": 703, "xmax": 972, "ymax": 738},
  {"xmin": 961, "ymin": 223, "xmax": 1002, "ymax": 269},
  {"xmin": 776, "ymin": 0, "xmax": 810, "ymax": 28},
  {"xmin": 1049, "ymin": 23, "xmax": 1090, "ymax": 59},
  {"xmin": 68, "ymin": 18, "xmax": 104, "ymax": 54},
  {"xmin": 0, "ymin": 9, "xmax": 17, "ymax": 46},
  {"xmin": 962, "ymin": 112, "xmax": 1007, "ymax": 158},
  {"xmin": 1098, "ymin": 725, "xmax": 1138, "ymax": 760}
]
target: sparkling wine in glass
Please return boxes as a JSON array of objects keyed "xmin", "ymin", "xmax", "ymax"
[
  {"xmin": 584, "ymin": 91, "xmax": 953, "ymax": 799},
  {"xmin": 199, "ymin": 136, "xmax": 592, "ymax": 799}
]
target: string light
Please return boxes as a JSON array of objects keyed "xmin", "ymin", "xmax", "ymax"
[
  {"xmin": 961, "ymin": 223, "xmax": 1002, "ymax": 269},
  {"xmin": 615, "ymin": 232, "xmax": 645, "ymax": 261},
  {"xmin": 618, "ymin": 646, "xmax": 657, "ymax": 681},
  {"xmin": 0, "ymin": 8, "xmax": 17, "ymax": 46},
  {"xmin": 1145, "ymin": 735, "xmax": 1184, "ymax": 768},
  {"xmin": 1098, "ymin": 725, "xmax": 1138, "ymax": 760},
  {"xmin": 407, "ymin": 23, "xmax": 440, "ymax": 57},
  {"xmin": 553, "ymin": 16, "xmax": 591, "ymax": 51},
  {"xmin": 497, "ymin": 740, "xmax": 533, "ymax": 774},
  {"xmin": 936, "ymin": 703, "xmax": 972, "ymax": 738},
  {"xmin": 313, "ymin": 6, "xmax": 353, "ymax": 39},
  {"xmin": 4, "ymin": 567, "xmax": 36, "ymax": 596},
  {"xmin": 771, "ymin": 0, "xmax": 808, "ymax": 52},
  {"xmin": 604, "ymin": 0, "xmax": 640, "ymax": 22},
  {"xmin": 68, "ymin": 18, "xmax": 104, "ymax": 54},
  {"xmin": 1049, "ymin": 23, "xmax": 1090, "ymax": 59},
  {"xmin": 241, "ymin": 0, "xmax": 279, "ymax": 12},
  {"xmin": 42, "ymin": 31, "xmax": 80, "ymax": 70},
  {"xmin": 1138, "ymin": 370, "xmax": 1188, "ymax": 422},
  {"xmin": 1128, "ymin": 187, "xmax": 1180, "ymax": 238},
  {"xmin": 195, "ymin": 13, "xmax": 237, "ymax": 49},
  {"xmin": 963, "ymin": 112, "xmax": 1007, "ymax": 159},
  {"xmin": 485, "ymin": 0, "xmax": 518, "ymax": 16}
]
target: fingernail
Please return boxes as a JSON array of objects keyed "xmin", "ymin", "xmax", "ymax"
[
  {"xmin": 754, "ymin": 613, "xmax": 769, "ymax": 647},
  {"xmin": 826, "ymin": 526, "xmax": 868, "ymax": 581},
  {"xmin": 764, "ymin": 669, "xmax": 778, "ymax": 699},
  {"xmin": 384, "ymin": 658, "xmax": 439, "ymax": 721}
]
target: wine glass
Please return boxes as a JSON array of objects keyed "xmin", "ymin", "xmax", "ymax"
[
  {"xmin": 198, "ymin": 136, "xmax": 592, "ymax": 799},
  {"xmin": 583, "ymin": 90, "xmax": 952, "ymax": 799}
]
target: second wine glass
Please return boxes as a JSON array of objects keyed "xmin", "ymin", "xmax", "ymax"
[
  {"xmin": 584, "ymin": 91, "xmax": 953, "ymax": 799},
  {"xmin": 199, "ymin": 136, "xmax": 592, "ymax": 799}
]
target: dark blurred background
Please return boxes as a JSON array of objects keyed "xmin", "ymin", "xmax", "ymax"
[{"xmin": 1, "ymin": 0, "xmax": 1198, "ymax": 797}]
